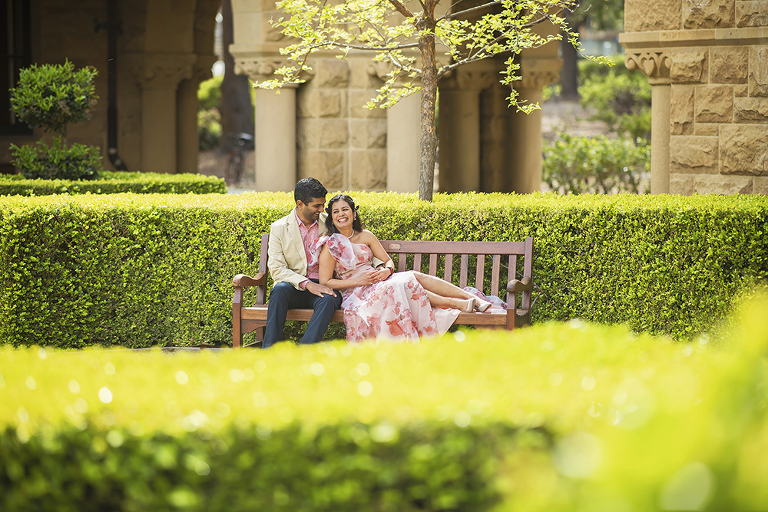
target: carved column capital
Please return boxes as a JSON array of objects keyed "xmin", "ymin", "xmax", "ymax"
[
  {"xmin": 514, "ymin": 58, "xmax": 561, "ymax": 90},
  {"xmin": 441, "ymin": 67, "xmax": 497, "ymax": 91},
  {"xmin": 192, "ymin": 54, "xmax": 219, "ymax": 83},
  {"xmin": 125, "ymin": 52, "xmax": 197, "ymax": 89},
  {"xmin": 367, "ymin": 60, "xmax": 421, "ymax": 86},
  {"xmin": 235, "ymin": 57, "xmax": 312, "ymax": 85},
  {"xmin": 626, "ymin": 50, "xmax": 671, "ymax": 85},
  {"xmin": 518, "ymin": 69, "xmax": 559, "ymax": 90}
]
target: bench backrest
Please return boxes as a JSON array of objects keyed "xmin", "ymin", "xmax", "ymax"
[
  {"xmin": 255, "ymin": 234, "xmax": 533, "ymax": 310},
  {"xmin": 379, "ymin": 239, "xmax": 533, "ymax": 309}
]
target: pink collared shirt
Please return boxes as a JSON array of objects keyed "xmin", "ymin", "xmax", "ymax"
[{"xmin": 296, "ymin": 212, "xmax": 320, "ymax": 289}]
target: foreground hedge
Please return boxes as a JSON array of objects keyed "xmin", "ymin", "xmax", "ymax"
[
  {"xmin": 0, "ymin": 192, "xmax": 766, "ymax": 348},
  {"xmin": 0, "ymin": 171, "xmax": 226, "ymax": 196},
  {"xmin": 1, "ymin": 297, "xmax": 767, "ymax": 511}
]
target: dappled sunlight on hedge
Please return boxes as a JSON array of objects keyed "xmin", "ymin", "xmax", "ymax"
[{"xmin": 1, "ymin": 293, "xmax": 767, "ymax": 510}]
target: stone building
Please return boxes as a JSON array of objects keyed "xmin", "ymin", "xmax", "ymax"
[
  {"xmin": 2, "ymin": 0, "xmax": 766, "ymax": 195},
  {"xmin": 230, "ymin": 0, "xmax": 561, "ymax": 193},
  {"xmin": 620, "ymin": 0, "xmax": 768, "ymax": 195},
  {"xmin": 0, "ymin": 0, "xmax": 221, "ymax": 177}
]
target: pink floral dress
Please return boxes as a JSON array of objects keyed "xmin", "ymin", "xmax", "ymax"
[{"xmin": 315, "ymin": 234, "xmax": 461, "ymax": 344}]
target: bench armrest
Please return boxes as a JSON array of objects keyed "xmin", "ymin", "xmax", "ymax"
[
  {"xmin": 233, "ymin": 273, "xmax": 267, "ymax": 287},
  {"xmin": 506, "ymin": 276, "xmax": 532, "ymax": 294}
]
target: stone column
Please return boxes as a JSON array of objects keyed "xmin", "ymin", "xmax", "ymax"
[
  {"xmin": 236, "ymin": 57, "xmax": 300, "ymax": 192},
  {"xmin": 386, "ymin": 92, "xmax": 421, "ymax": 192},
  {"xmin": 438, "ymin": 66, "xmax": 496, "ymax": 192},
  {"xmin": 129, "ymin": 53, "xmax": 196, "ymax": 174},
  {"xmin": 177, "ymin": 56, "xmax": 217, "ymax": 175},
  {"xmin": 507, "ymin": 62, "xmax": 559, "ymax": 193},
  {"xmin": 626, "ymin": 50, "xmax": 671, "ymax": 194}
]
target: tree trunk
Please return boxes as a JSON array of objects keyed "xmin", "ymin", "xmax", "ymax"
[
  {"xmin": 417, "ymin": 1, "xmax": 438, "ymax": 201},
  {"xmin": 219, "ymin": 0, "xmax": 255, "ymax": 150}
]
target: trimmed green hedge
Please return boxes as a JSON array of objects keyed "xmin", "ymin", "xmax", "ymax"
[
  {"xmin": 0, "ymin": 171, "xmax": 226, "ymax": 196},
  {"xmin": 0, "ymin": 191, "xmax": 766, "ymax": 348},
  {"xmin": 1, "ymin": 299, "xmax": 767, "ymax": 511}
]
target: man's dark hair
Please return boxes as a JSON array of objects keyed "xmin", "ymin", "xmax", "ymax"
[{"xmin": 294, "ymin": 177, "xmax": 327, "ymax": 205}]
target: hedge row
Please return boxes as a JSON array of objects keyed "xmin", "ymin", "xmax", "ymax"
[
  {"xmin": 0, "ymin": 171, "xmax": 226, "ymax": 196},
  {"xmin": 0, "ymin": 191, "xmax": 766, "ymax": 348},
  {"xmin": 2, "ymin": 300, "xmax": 767, "ymax": 511}
]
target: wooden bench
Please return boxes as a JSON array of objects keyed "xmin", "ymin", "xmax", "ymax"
[{"xmin": 232, "ymin": 234, "xmax": 534, "ymax": 348}]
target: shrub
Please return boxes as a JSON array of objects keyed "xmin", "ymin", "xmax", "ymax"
[
  {"xmin": 0, "ymin": 192, "xmax": 766, "ymax": 348},
  {"xmin": 9, "ymin": 59, "xmax": 104, "ymax": 180},
  {"xmin": 0, "ymin": 172, "xmax": 226, "ymax": 196},
  {"xmin": 198, "ymin": 75, "xmax": 223, "ymax": 111},
  {"xmin": 9, "ymin": 136, "xmax": 101, "ymax": 181},
  {"xmin": 1, "ymin": 296, "xmax": 767, "ymax": 511},
  {"xmin": 9, "ymin": 60, "xmax": 98, "ymax": 137},
  {"xmin": 579, "ymin": 55, "xmax": 652, "ymax": 141},
  {"xmin": 542, "ymin": 133, "xmax": 650, "ymax": 194},
  {"xmin": 198, "ymin": 110, "xmax": 222, "ymax": 151}
]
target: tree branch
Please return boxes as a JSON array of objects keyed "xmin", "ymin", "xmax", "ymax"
[
  {"xmin": 387, "ymin": 0, "xmax": 414, "ymax": 18},
  {"xmin": 437, "ymin": 0, "xmax": 498, "ymax": 22}
]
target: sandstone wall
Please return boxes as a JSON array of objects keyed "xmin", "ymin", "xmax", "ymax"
[
  {"xmin": 296, "ymin": 57, "xmax": 387, "ymax": 191},
  {"xmin": 623, "ymin": 0, "xmax": 768, "ymax": 195}
]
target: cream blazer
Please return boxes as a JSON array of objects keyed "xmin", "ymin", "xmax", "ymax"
[
  {"xmin": 267, "ymin": 208, "xmax": 330, "ymax": 290},
  {"xmin": 267, "ymin": 208, "xmax": 383, "ymax": 290}
]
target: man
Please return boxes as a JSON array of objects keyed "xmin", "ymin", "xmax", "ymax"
[{"xmin": 262, "ymin": 177, "xmax": 341, "ymax": 348}]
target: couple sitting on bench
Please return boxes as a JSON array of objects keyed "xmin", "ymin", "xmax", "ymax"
[{"xmin": 263, "ymin": 177, "xmax": 494, "ymax": 348}]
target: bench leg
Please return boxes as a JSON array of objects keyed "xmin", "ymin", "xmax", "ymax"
[
  {"xmin": 506, "ymin": 308, "xmax": 516, "ymax": 330},
  {"xmin": 233, "ymin": 288, "xmax": 243, "ymax": 349}
]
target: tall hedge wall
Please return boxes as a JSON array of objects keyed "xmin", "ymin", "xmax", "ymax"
[{"xmin": 0, "ymin": 192, "xmax": 766, "ymax": 348}]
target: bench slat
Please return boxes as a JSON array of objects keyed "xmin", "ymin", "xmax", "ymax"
[
  {"xmin": 475, "ymin": 254, "xmax": 484, "ymax": 291},
  {"xmin": 444, "ymin": 254, "xmax": 453, "ymax": 282},
  {"xmin": 397, "ymin": 253, "xmax": 407, "ymax": 272},
  {"xmin": 429, "ymin": 253, "xmax": 438, "ymax": 275},
  {"xmin": 460, "ymin": 254, "xmax": 468, "ymax": 288},
  {"xmin": 382, "ymin": 240, "xmax": 526, "ymax": 254},
  {"xmin": 414, "ymin": 253, "xmax": 422, "ymax": 272},
  {"xmin": 491, "ymin": 255, "xmax": 500, "ymax": 298}
]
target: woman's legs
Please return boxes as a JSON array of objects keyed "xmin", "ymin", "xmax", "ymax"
[{"xmin": 412, "ymin": 272, "xmax": 492, "ymax": 311}]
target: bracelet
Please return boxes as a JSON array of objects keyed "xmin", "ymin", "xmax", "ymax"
[{"xmin": 387, "ymin": 266, "xmax": 394, "ymax": 276}]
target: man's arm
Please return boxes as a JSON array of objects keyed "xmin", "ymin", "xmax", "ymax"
[{"xmin": 267, "ymin": 224, "xmax": 308, "ymax": 290}]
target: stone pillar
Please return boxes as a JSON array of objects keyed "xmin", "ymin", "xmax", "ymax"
[
  {"xmin": 236, "ymin": 57, "xmax": 300, "ymax": 192},
  {"xmin": 386, "ymin": 92, "xmax": 421, "ymax": 193},
  {"xmin": 507, "ymin": 62, "xmax": 559, "ymax": 193},
  {"xmin": 177, "ymin": 56, "xmax": 217, "ymax": 175},
  {"xmin": 129, "ymin": 53, "xmax": 196, "ymax": 173},
  {"xmin": 626, "ymin": 50, "xmax": 671, "ymax": 194},
  {"xmin": 438, "ymin": 66, "xmax": 495, "ymax": 192}
]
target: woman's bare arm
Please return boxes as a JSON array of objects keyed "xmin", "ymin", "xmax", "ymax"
[
  {"xmin": 318, "ymin": 244, "xmax": 378, "ymax": 289},
  {"xmin": 360, "ymin": 231, "xmax": 395, "ymax": 278}
]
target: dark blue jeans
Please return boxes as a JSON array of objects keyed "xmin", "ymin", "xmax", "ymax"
[{"xmin": 262, "ymin": 280, "xmax": 342, "ymax": 348}]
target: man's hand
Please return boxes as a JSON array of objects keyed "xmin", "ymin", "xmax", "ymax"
[{"xmin": 305, "ymin": 281, "xmax": 336, "ymax": 297}]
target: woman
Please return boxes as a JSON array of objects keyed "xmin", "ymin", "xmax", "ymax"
[{"xmin": 316, "ymin": 194, "xmax": 491, "ymax": 344}]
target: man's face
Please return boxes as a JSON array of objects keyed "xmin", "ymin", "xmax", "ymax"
[{"xmin": 296, "ymin": 196, "xmax": 326, "ymax": 225}]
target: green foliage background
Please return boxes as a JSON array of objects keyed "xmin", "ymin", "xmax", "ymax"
[
  {"xmin": 0, "ymin": 192, "xmax": 766, "ymax": 348},
  {"xmin": 1, "ymin": 295, "xmax": 767, "ymax": 510},
  {"xmin": 0, "ymin": 172, "xmax": 226, "ymax": 197}
]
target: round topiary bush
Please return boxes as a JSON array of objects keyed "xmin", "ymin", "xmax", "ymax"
[{"xmin": 8, "ymin": 59, "xmax": 103, "ymax": 180}]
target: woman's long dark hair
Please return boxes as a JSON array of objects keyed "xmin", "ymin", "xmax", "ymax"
[{"xmin": 325, "ymin": 194, "xmax": 364, "ymax": 234}]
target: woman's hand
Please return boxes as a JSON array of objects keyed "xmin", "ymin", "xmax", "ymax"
[{"xmin": 356, "ymin": 267, "xmax": 392, "ymax": 286}]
